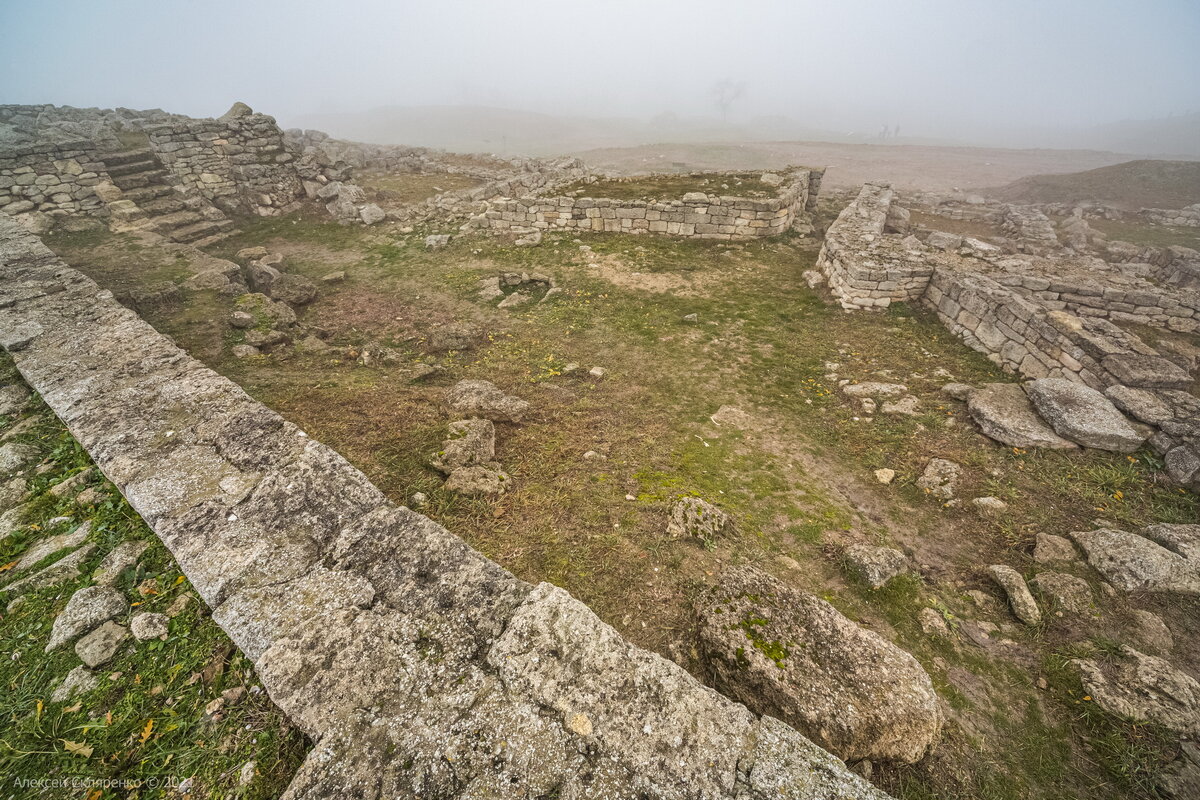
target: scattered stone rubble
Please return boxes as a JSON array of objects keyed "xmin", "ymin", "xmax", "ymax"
[
  {"xmin": 0, "ymin": 214, "xmax": 888, "ymax": 799},
  {"xmin": 818, "ymin": 183, "xmax": 1200, "ymax": 492}
]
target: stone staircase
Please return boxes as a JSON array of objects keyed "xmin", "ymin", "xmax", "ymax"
[{"xmin": 101, "ymin": 149, "xmax": 237, "ymax": 247}]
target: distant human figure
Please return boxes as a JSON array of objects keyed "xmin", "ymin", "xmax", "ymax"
[{"xmin": 879, "ymin": 124, "xmax": 889, "ymax": 139}]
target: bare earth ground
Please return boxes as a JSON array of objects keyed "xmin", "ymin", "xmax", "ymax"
[
  {"xmin": 570, "ymin": 141, "xmax": 1170, "ymax": 193},
  {"xmin": 44, "ymin": 192, "xmax": 1200, "ymax": 800}
]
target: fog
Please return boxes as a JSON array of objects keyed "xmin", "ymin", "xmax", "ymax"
[{"xmin": 3, "ymin": 0, "xmax": 1198, "ymax": 155}]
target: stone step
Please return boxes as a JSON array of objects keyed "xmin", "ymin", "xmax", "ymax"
[
  {"xmin": 150, "ymin": 210, "xmax": 204, "ymax": 230},
  {"xmin": 121, "ymin": 185, "xmax": 174, "ymax": 204},
  {"xmin": 190, "ymin": 229, "xmax": 240, "ymax": 249},
  {"xmin": 111, "ymin": 170, "xmax": 170, "ymax": 190},
  {"xmin": 100, "ymin": 148, "xmax": 153, "ymax": 167},
  {"xmin": 169, "ymin": 219, "xmax": 235, "ymax": 244},
  {"xmin": 139, "ymin": 196, "xmax": 187, "ymax": 216},
  {"xmin": 106, "ymin": 159, "xmax": 160, "ymax": 178}
]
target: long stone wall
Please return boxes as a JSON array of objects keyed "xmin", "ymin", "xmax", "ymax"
[
  {"xmin": 0, "ymin": 214, "xmax": 885, "ymax": 799},
  {"xmin": 469, "ymin": 168, "xmax": 822, "ymax": 241}
]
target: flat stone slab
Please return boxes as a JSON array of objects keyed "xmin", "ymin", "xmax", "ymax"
[
  {"xmin": 1102, "ymin": 354, "xmax": 1193, "ymax": 390},
  {"xmin": 967, "ymin": 383, "xmax": 1076, "ymax": 449},
  {"xmin": 46, "ymin": 585, "xmax": 126, "ymax": 651},
  {"xmin": 1075, "ymin": 646, "xmax": 1200, "ymax": 735},
  {"xmin": 1026, "ymin": 378, "xmax": 1148, "ymax": 452},
  {"xmin": 1069, "ymin": 527, "xmax": 1200, "ymax": 595}
]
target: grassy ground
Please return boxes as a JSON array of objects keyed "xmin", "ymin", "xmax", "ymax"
[
  {"xmin": 0, "ymin": 357, "xmax": 307, "ymax": 799},
  {"xmin": 357, "ymin": 172, "xmax": 484, "ymax": 205},
  {"xmin": 559, "ymin": 171, "xmax": 778, "ymax": 200},
  {"xmin": 47, "ymin": 215, "xmax": 1199, "ymax": 800},
  {"xmin": 1089, "ymin": 218, "xmax": 1200, "ymax": 250}
]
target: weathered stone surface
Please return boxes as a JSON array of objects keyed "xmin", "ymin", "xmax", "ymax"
[
  {"xmin": 46, "ymin": 585, "xmax": 126, "ymax": 651},
  {"xmin": 1070, "ymin": 527, "xmax": 1200, "ymax": 595},
  {"xmin": 972, "ymin": 496, "xmax": 1008, "ymax": 515},
  {"xmin": 1129, "ymin": 609, "xmax": 1174, "ymax": 655},
  {"xmin": 1159, "ymin": 741, "xmax": 1200, "ymax": 800},
  {"xmin": 915, "ymin": 458, "xmax": 961, "ymax": 500},
  {"xmin": 1075, "ymin": 647, "xmax": 1200, "ymax": 734},
  {"xmin": 1029, "ymin": 571, "xmax": 1094, "ymax": 615},
  {"xmin": 1027, "ymin": 378, "xmax": 1148, "ymax": 453},
  {"xmin": 843, "ymin": 544, "xmax": 909, "ymax": 588},
  {"xmin": 988, "ymin": 565, "xmax": 1041, "ymax": 625},
  {"xmin": 666, "ymin": 496, "xmax": 735, "ymax": 541},
  {"xmin": 0, "ymin": 441, "xmax": 38, "ymax": 475},
  {"xmin": 1105, "ymin": 385, "xmax": 1176, "ymax": 426},
  {"xmin": 1102, "ymin": 353, "xmax": 1193, "ymax": 390},
  {"xmin": 0, "ymin": 383, "xmax": 30, "ymax": 415},
  {"xmin": 967, "ymin": 383, "xmax": 1076, "ymax": 449},
  {"xmin": 430, "ymin": 418, "xmax": 496, "ymax": 475},
  {"xmin": 92, "ymin": 539, "xmax": 150, "ymax": 585},
  {"xmin": 445, "ymin": 379, "xmax": 530, "ymax": 423},
  {"xmin": 842, "ymin": 382, "xmax": 908, "ymax": 399},
  {"xmin": 1033, "ymin": 532, "xmax": 1077, "ymax": 563},
  {"xmin": 444, "ymin": 464, "xmax": 511, "ymax": 496},
  {"xmin": 270, "ymin": 273, "xmax": 318, "ymax": 306},
  {"xmin": 51, "ymin": 664, "xmax": 98, "ymax": 703},
  {"xmin": 75, "ymin": 620, "xmax": 128, "ymax": 667},
  {"xmin": 696, "ymin": 566, "xmax": 943, "ymax": 764},
  {"xmin": 10, "ymin": 520, "xmax": 89, "ymax": 571},
  {"xmin": 130, "ymin": 612, "xmax": 169, "ymax": 641},
  {"xmin": 1, "ymin": 544, "xmax": 95, "ymax": 597}
]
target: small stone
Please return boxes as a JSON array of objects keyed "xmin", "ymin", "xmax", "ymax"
[
  {"xmin": 1029, "ymin": 571, "xmax": 1094, "ymax": 615},
  {"xmin": 1033, "ymin": 533, "xmax": 1077, "ymax": 563},
  {"xmin": 916, "ymin": 458, "xmax": 961, "ymax": 500},
  {"xmin": 843, "ymin": 544, "xmax": 909, "ymax": 588},
  {"xmin": 46, "ymin": 586, "xmax": 126, "ymax": 652},
  {"xmin": 873, "ymin": 468, "xmax": 896, "ymax": 485},
  {"xmin": 842, "ymin": 382, "xmax": 907, "ymax": 399},
  {"xmin": 971, "ymin": 496, "xmax": 1008, "ymax": 515},
  {"xmin": 232, "ymin": 344, "xmax": 261, "ymax": 359},
  {"xmin": 239, "ymin": 761, "xmax": 256, "ymax": 786},
  {"xmin": 130, "ymin": 612, "xmax": 170, "ymax": 641},
  {"xmin": 444, "ymin": 465, "xmax": 510, "ymax": 496},
  {"xmin": 229, "ymin": 311, "xmax": 255, "ymax": 330},
  {"xmin": 988, "ymin": 565, "xmax": 1041, "ymax": 625},
  {"xmin": 165, "ymin": 593, "xmax": 193, "ymax": 618},
  {"xmin": 235, "ymin": 246, "xmax": 269, "ymax": 262},
  {"xmin": 918, "ymin": 607, "xmax": 951, "ymax": 637},
  {"xmin": 589, "ymin": 366, "xmax": 607, "ymax": 379},
  {"xmin": 321, "ymin": 270, "xmax": 346, "ymax": 283},
  {"xmin": 92, "ymin": 540, "xmax": 150, "ymax": 586},
  {"xmin": 0, "ymin": 442, "xmax": 38, "ymax": 476},
  {"xmin": 51, "ymin": 665, "xmax": 99, "ymax": 703},
  {"xmin": 666, "ymin": 497, "xmax": 734, "ymax": 541},
  {"xmin": 445, "ymin": 380, "xmax": 530, "ymax": 423},
  {"xmin": 882, "ymin": 396, "xmax": 920, "ymax": 415},
  {"xmin": 409, "ymin": 491, "xmax": 428, "ymax": 508},
  {"xmin": 682, "ymin": 313, "xmax": 699, "ymax": 322},
  {"xmin": 75, "ymin": 621, "xmax": 129, "ymax": 668}
]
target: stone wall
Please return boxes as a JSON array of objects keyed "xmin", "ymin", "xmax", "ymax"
[
  {"xmin": 0, "ymin": 214, "xmax": 885, "ymax": 800},
  {"xmin": 468, "ymin": 168, "xmax": 822, "ymax": 241},
  {"xmin": 147, "ymin": 110, "xmax": 305, "ymax": 217},
  {"xmin": 818, "ymin": 184, "xmax": 1192, "ymax": 392},
  {"xmin": 0, "ymin": 139, "xmax": 111, "ymax": 229},
  {"xmin": 1142, "ymin": 204, "xmax": 1200, "ymax": 228}
]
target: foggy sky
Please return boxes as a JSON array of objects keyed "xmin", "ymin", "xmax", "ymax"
[{"xmin": 2, "ymin": 0, "xmax": 1198, "ymax": 144}]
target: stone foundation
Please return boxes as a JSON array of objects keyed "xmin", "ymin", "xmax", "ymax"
[{"xmin": 468, "ymin": 168, "xmax": 823, "ymax": 241}]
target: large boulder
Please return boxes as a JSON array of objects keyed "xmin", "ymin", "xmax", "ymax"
[
  {"xmin": 1069, "ymin": 526, "xmax": 1200, "ymax": 595},
  {"xmin": 1026, "ymin": 378, "xmax": 1148, "ymax": 452},
  {"xmin": 1074, "ymin": 647, "xmax": 1200, "ymax": 735},
  {"xmin": 445, "ymin": 380, "xmax": 530, "ymax": 423},
  {"xmin": 966, "ymin": 383, "xmax": 1076, "ymax": 449},
  {"xmin": 696, "ymin": 565, "xmax": 943, "ymax": 764}
]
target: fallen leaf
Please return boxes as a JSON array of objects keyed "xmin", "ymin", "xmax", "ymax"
[
  {"xmin": 0, "ymin": 561, "xmax": 16, "ymax": 573},
  {"xmin": 139, "ymin": 719, "xmax": 154, "ymax": 744},
  {"xmin": 63, "ymin": 702, "xmax": 82, "ymax": 713},
  {"xmin": 35, "ymin": 699, "xmax": 43, "ymax": 720},
  {"xmin": 62, "ymin": 739, "xmax": 93, "ymax": 758}
]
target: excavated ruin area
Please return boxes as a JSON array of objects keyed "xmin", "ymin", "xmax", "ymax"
[{"xmin": 3, "ymin": 103, "xmax": 1200, "ymax": 800}]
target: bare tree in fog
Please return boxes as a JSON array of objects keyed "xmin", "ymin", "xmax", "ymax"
[{"xmin": 710, "ymin": 79, "xmax": 746, "ymax": 123}]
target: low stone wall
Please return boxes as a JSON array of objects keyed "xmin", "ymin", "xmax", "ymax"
[
  {"xmin": 1142, "ymin": 204, "xmax": 1200, "ymax": 228},
  {"xmin": 469, "ymin": 168, "xmax": 821, "ymax": 241},
  {"xmin": 818, "ymin": 184, "xmax": 1190, "ymax": 392},
  {"xmin": 147, "ymin": 111, "xmax": 304, "ymax": 217},
  {"xmin": 815, "ymin": 183, "xmax": 935, "ymax": 309},
  {"xmin": 0, "ymin": 139, "xmax": 110, "ymax": 227},
  {"xmin": 0, "ymin": 214, "xmax": 885, "ymax": 799}
]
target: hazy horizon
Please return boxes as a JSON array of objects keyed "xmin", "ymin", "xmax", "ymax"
[{"xmin": 3, "ymin": 0, "xmax": 1198, "ymax": 154}]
